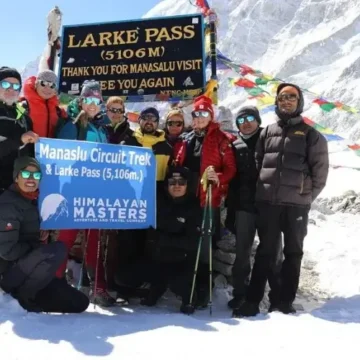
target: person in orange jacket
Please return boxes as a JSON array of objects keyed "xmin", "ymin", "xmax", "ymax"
[{"xmin": 20, "ymin": 70, "xmax": 66, "ymax": 138}]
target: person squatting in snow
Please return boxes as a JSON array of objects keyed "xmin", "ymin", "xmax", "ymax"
[
  {"xmin": 0, "ymin": 65, "xmax": 329, "ymax": 316},
  {"xmin": 0, "ymin": 157, "xmax": 89, "ymax": 313}
]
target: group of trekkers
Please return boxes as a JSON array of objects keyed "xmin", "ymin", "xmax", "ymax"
[{"xmin": 0, "ymin": 65, "xmax": 329, "ymax": 317}]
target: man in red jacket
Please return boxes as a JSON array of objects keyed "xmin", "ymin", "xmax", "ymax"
[{"xmin": 173, "ymin": 95, "xmax": 236, "ymax": 307}]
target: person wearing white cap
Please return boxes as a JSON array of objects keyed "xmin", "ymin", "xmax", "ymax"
[{"xmin": 20, "ymin": 69, "xmax": 66, "ymax": 138}]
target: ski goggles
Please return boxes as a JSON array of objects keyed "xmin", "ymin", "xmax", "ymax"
[
  {"xmin": 83, "ymin": 97, "xmax": 102, "ymax": 106},
  {"xmin": 0, "ymin": 80, "xmax": 21, "ymax": 92},
  {"xmin": 277, "ymin": 94, "xmax": 298, "ymax": 102},
  {"xmin": 168, "ymin": 177, "xmax": 187, "ymax": 186},
  {"xmin": 107, "ymin": 107, "xmax": 125, "ymax": 114},
  {"xmin": 167, "ymin": 121, "xmax": 183, "ymax": 127},
  {"xmin": 191, "ymin": 110, "xmax": 211, "ymax": 118},
  {"xmin": 236, "ymin": 115, "xmax": 256, "ymax": 125},
  {"xmin": 39, "ymin": 80, "xmax": 56, "ymax": 89},
  {"xmin": 20, "ymin": 170, "xmax": 42, "ymax": 180}
]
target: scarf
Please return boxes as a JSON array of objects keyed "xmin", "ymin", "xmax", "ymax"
[{"xmin": 15, "ymin": 184, "xmax": 39, "ymax": 201}]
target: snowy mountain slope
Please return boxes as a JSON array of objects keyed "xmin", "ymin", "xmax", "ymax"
[
  {"xmin": 21, "ymin": 0, "xmax": 360, "ymax": 143},
  {"xmin": 146, "ymin": 0, "xmax": 360, "ymax": 142}
]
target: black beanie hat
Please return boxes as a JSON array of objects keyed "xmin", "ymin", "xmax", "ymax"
[
  {"xmin": 235, "ymin": 105, "xmax": 262, "ymax": 125},
  {"xmin": 0, "ymin": 67, "xmax": 22, "ymax": 86},
  {"xmin": 13, "ymin": 157, "xmax": 40, "ymax": 180},
  {"xmin": 275, "ymin": 82, "xmax": 304, "ymax": 117},
  {"xmin": 139, "ymin": 107, "xmax": 160, "ymax": 122}
]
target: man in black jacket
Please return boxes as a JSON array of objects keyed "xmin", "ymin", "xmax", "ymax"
[
  {"xmin": 226, "ymin": 106, "xmax": 263, "ymax": 311},
  {"xmin": 0, "ymin": 156, "xmax": 89, "ymax": 313},
  {"xmin": 236, "ymin": 83, "xmax": 329, "ymax": 317},
  {"xmin": 0, "ymin": 67, "xmax": 39, "ymax": 191},
  {"xmin": 132, "ymin": 166, "xmax": 207, "ymax": 313}
]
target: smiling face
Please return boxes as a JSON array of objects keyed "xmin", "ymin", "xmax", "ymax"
[
  {"xmin": 140, "ymin": 113, "xmax": 158, "ymax": 134},
  {"xmin": 166, "ymin": 115, "xmax": 184, "ymax": 137},
  {"xmin": 0, "ymin": 77, "xmax": 21, "ymax": 105},
  {"xmin": 107, "ymin": 103, "xmax": 125, "ymax": 125},
  {"xmin": 191, "ymin": 111, "xmax": 212, "ymax": 132},
  {"xmin": 15, "ymin": 165, "xmax": 41, "ymax": 192},
  {"xmin": 36, "ymin": 80, "xmax": 57, "ymax": 100},
  {"xmin": 277, "ymin": 86, "xmax": 299, "ymax": 114},
  {"xmin": 81, "ymin": 97, "xmax": 102, "ymax": 118}
]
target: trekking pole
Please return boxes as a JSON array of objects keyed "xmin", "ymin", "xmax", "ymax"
[
  {"xmin": 187, "ymin": 189, "xmax": 210, "ymax": 313},
  {"xmin": 93, "ymin": 229, "xmax": 101, "ymax": 309},
  {"xmin": 77, "ymin": 230, "xmax": 90, "ymax": 290},
  {"xmin": 207, "ymin": 184, "xmax": 213, "ymax": 316}
]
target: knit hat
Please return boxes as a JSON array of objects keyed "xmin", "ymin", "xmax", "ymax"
[
  {"xmin": 193, "ymin": 95, "xmax": 214, "ymax": 118},
  {"xmin": 13, "ymin": 156, "xmax": 40, "ymax": 180},
  {"xmin": 80, "ymin": 80, "xmax": 102, "ymax": 99},
  {"xmin": 236, "ymin": 106, "xmax": 262, "ymax": 125},
  {"xmin": 0, "ymin": 66, "xmax": 22, "ymax": 86},
  {"xmin": 165, "ymin": 108, "xmax": 184, "ymax": 123},
  {"xmin": 139, "ymin": 107, "xmax": 160, "ymax": 122},
  {"xmin": 37, "ymin": 69, "xmax": 58, "ymax": 85}
]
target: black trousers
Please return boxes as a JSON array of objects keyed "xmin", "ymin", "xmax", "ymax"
[
  {"xmin": 247, "ymin": 203, "xmax": 309, "ymax": 305},
  {"xmin": 0, "ymin": 242, "xmax": 89, "ymax": 313},
  {"xmin": 120, "ymin": 255, "xmax": 208, "ymax": 303},
  {"xmin": 232, "ymin": 210, "xmax": 283, "ymax": 299},
  {"xmin": 232, "ymin": 211, "xmax": 257, "ymax": 298}
]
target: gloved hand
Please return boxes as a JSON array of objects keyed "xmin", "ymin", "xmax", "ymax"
[{"xmin": 201, "ymin": 166, "xmax": 219, "ymax": 192}]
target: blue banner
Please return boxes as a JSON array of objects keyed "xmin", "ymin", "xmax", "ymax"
[{"xmin": 35, "ymin": 138, "xmax": 156, "ymax": 230}]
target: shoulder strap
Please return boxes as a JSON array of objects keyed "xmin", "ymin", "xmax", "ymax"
[{"xmin": 55, "ymin": 106, "xmax": 63, "ymax": 119}]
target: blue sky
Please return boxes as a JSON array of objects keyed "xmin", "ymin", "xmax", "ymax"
[{"xmin": 1, "ymin": 0, "xmax": 161, "ymax": 70}]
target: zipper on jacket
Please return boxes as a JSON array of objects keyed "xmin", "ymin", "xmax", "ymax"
[
  {"xmin": 46, "ymin": 100, "xmax": 50, "ymax": 137},
  {"xmin": 274, "ymin": 128, "xmax": 286, "ymax": 204}
]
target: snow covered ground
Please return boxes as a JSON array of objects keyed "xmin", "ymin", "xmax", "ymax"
[
  {"xmin": 7, "ymin": 0, "xmax": 360, "ymax": 357},
  {"xmin": 1, "ymin": 159, "xmax": 360, "ymax": 359}
]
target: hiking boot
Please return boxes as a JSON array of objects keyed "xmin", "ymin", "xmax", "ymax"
[
  {"xmin": 232, "ymin": 301, "xmax": 260, "ymax": 318},
  {"xmin": 277, "ymin": 302, "xmax": 296, "ymax": 314},
  {"xmin": 228, "ymin": 296, "xmax": 244, "ymax": 310},
  {"xmin": 90, "ymin": 288, "xmax": 116, "ymax": 307},
  {"xmin": 268, "ymin": 302, "xmax": 281, "ymax": 313},
  {"xmin": 180, "ymin": 302, "xmax": 195, "ymax": 315},
  {"xmin": 140, "ymin": 285, "xmax": 166, "ymax": 307},
  {"xmin": 195, "ymin": 288, "xmax": 209, "ymax": 309}
]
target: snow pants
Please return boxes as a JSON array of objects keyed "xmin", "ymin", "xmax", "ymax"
[
  {"xmin": 56, "ymin": 229, "xmax": 106, "ymax": 290},
  {"xmin": 247, "ymin": 203, "xmax": 309, "ymax": 305}
]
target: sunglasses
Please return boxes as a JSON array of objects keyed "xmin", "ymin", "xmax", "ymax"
[
  {"xmin": 236, "ymin": 115, "xmax": 256, "ymax": 125},
  {"xmin": 39, "ymin": 80, "xmax": 56, "ymax": 89},
  {"xmin": 107, "ymin": 107, "xmax": 125, "ymax": 114},
  {"xmin": 83, "ymin": 97, "xmax": 102, "ymax": 106},
  {"xmin": 168, "ymin": 178, "xmax": 186, "ymax": 186},
  {"xmin": 0, "ymin": 80, "xmax": 21, "ymax": 92},
  {"xmin": 20, "ymin": 170, "xmax": 42, "ymax": 180},
  {"xmin": 277, "ymin": 94, "xmax": 298, "ymax": 102},
  {"xmin": 191, "ymin": 111, "xmax": 211, "ymax": 118},
  {"xmin": 141, "ymin": 115, "xmax": 158, "ymax": 122},
  {"xmin": 167, "ymin": 121, "xmax": 183, "ymax": 127}
]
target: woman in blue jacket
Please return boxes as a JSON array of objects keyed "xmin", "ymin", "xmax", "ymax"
[{"xmin": 55, "ymin": 80, "xmax": 115, "ymax": 307}]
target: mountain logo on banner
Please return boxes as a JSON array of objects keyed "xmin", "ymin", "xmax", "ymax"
[
  {"xmin": 183, "ymin": 77, "xmax": 194, "ymax": 87},
  {"xmin": 40, "ymin": 193, "xmax": 69, "ymax": 222}
]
